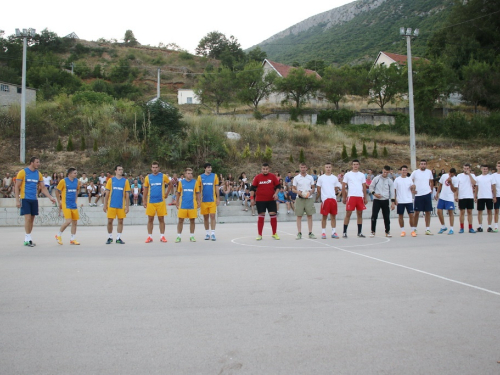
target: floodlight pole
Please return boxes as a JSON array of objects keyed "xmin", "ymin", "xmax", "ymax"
[{"xmin": 401, "ymin": 27, "xmax": 418, "ymax": 171}]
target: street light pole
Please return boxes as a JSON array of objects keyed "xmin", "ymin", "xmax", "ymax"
[
  {"xmin": 15, "ymin": 28, "xmax": 35, "ymax": 164},
  {"xmin": 400, "ymin": 27, "xmax": 419, "ymax": 171}
]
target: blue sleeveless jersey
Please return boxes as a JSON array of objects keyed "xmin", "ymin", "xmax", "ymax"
[
  {"xmin": 200, "ymin": 173, "xmax": 216, "ymax": 203},
  {"xmin": 64, "ymin": 177, "xmax": 78, "ymax": 209},
  {"xmin": 179, "ymin": 179, "xmax": 197, "ymax": 209},
  {"xmin": 148, "ymin": 173, "xmax": 165, "ymax": 204},
  {"xmin": 109, "ymin": 177, "xmax": 127, "ymax": 209}
]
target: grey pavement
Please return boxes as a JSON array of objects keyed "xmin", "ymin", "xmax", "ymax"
[{"xmin": 1, "ymin": 219, "xmax": 500, "ymax": 375}]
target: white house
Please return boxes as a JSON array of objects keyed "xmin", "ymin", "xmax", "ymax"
[
  {"xmin": 0, "ymin": 81, "xmax": 37, "ymax": 107},
  {"xmin": 261, "ymin": 59, "xmax": 323, "ymax": 106},
  {"xmin": 372, "ymin": 51, "xmax": 425, "ymax": 67},
  {"xmin": 177, "ymin": 89, "xmax": 200, "ymax": 105}
]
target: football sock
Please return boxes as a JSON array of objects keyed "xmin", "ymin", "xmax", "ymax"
[
  {"xmin": 460, "ymin": 223, "xmax": 464, "ymax": 229},
  {"xmin": 343, "ymin": 224, "xmax": 348, "ymax": 234},
  {"xmin": 426, "ymin": 227, "xmax": 430, "ymax": 231},
  {"xmin": 211, "ymin": 230, "xmax": 215, "ymax": 235},
  {"xmin": 258, "ymin": 215, "xmax": 265, "ymax": 236},
  {"xmin": 331, "ymin": 228, "xmax": 336, "ymax": 234},
  {"xmin": 108, "ymin": 233, "xmax": 113, "ymax": 239},
  {"xmin": 322, "ymin": 228, "xmax": 326, "ymax": 234},
  {"xmin": 206, "ymin": 230, "xmax": 210, "ymax": 235},
  {"xmin": 58, "ymin": 231, "xmax": 63, "ymax": 237},
  {"xmin": 357, "ymin": 224, "xmax": 362, "ymax": 234},
  {"xmin": 70, "ymin": 234, "xmax": 75, "ymax": 241},
  {"xmin": 270, "ymin": 214, "xmax": 277, "ymax": 235},
  {"xmin": 469, "ymin": 224, "xmax": 473, "ymax": 229},
  {"xmin": 117, "ymin": 233, "xmax": 121, "ymax": 240}
]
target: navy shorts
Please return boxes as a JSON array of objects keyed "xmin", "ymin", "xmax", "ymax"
[
  {"xmin": 495, "ymin": 198, "xmax": 500, "ymax": 210},
  {"xmin": 414, "ymin": 193, "xmax": 432, "ymax": 212},
  {"xmin": 397, "ymin": 203, "xmax": 414, "ymax": 215},
  {"xmin": 437, "ymin": 199, "xmax": 455, "ymax": 211},
  {"xmin": 477, "ymin": 199, "xmax": 493, "ymax": 211},
  {"xmin": 20, "ymin": 199, "xmax": 39, "ymax": 216}
]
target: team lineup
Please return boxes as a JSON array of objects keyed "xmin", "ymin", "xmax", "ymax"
[{"xmin": 13, "ymin": 157, "xmax": 500, "ymax": 246}]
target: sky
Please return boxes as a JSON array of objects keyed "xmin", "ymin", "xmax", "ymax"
[{"xmin": 2, "ymin": 0, "xmax": 355, "ymax": 53}]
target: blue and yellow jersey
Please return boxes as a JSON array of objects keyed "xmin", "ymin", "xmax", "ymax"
[
  {"xmin": 16, "ymin": 168, "xmax": 43, "ymax": 200},
  {"xmin": 106, "ymin": 177, "xmax": 131, "ymax": 209},
  {"xmin": 57, "ymin": 177, "xmax": 79, "ymax": 209},
  {"xmin": 196, "ymin": 173, "xmax": 219, "ymax": 203},
  {"xmin": 177, "ymin": 179, "xmax": 200, "ymax": 210},
  {"xmin": 144, "ymin": 173, "xmax": 170, "ymax": 204}
]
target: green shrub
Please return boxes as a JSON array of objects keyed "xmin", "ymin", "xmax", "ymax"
[
  {"xmin": 264, "ymin": 145, "xmax": 273, "ymax": 162},
  {"xmin": 241, "ymin": 143, "xmax": 251, "ymax": 159},
  {"xmin": 341, "ymin": 144, "xmax": 348, "ymax": 160},
  {"xmin": 254, "ymin": 144, "xmax": 262, "ymax": 159},
  {"xmin": 383, "ymin": 146, "xmax": 388, "ymax": 157},
  {"xmin": 289, "ymin": 153, "xmax": 294, "ymax": 163},
  {"xmin": 362, "ymin": 142, "xmax": 368, "ymax": 158},
  {"xmin": 56, "ymin": 138, "xmax": 63, "ymax": 151},
  {"xmin": 93, "ymin": 139, "xmax": 98, "ymax": 152},
  {"xmin": 317, "ymin": 109, "xmax": 354, "ymax": 125},
  {"xmin": 299, "ymin": 148, "xmax": 305, "ymax": 163},
  {"xmin": 67, "ymin": 135, "xmax": 74, "ymax": 151},
  {"xmin": 372, "ymin": 141, "xmax": 378, "ymax": 158},
  {"xmin": 80, "ymin": 137, "xmax": 86, "ymax": 151},
  {"xmin": 351, "ymin": 144, "xmax": 358, "ymax": 158}
]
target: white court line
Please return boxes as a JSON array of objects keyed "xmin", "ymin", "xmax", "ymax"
[{"xmin": 237, "ymin": 229, "xmax": 500, "ymax": 297}]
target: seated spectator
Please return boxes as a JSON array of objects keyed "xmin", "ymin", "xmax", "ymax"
[
  {"xmin": 41, "ymin": 173, "xmax": 52, "ymax": 197},
  {"xmin": 94, "ymin": 183, "xmax": 105, "ymax": 206},
  {"xmin": 285, "ymin": 188, "xmax": 297, "ymax": 214},
  {"xmin": 223, "ymin": 180, "xmax": 231, "ymax": 205},
  {"xmin": 79, "ymin": 173, "xmax": 89, "ymax": 197},
  {"xmin": 238, "ymin": 172, "xmax": 248, "ymax": 185},
  {"xmin": 276, "ymin": 187, "xmax": 286, "ymax": 214},
  {"xmin": 87, "ymin": 181, "xmax": 99, "ymax": 206},
  {"xmin": 49, "ymin": 173, "xmax": 59, "ymax": 196},
  {"xmin": 1, "ymin": 173, "xmax": 13, "ymax": 198},
  {"xmin": 168, "ymin": 173, "xmax": 178, "ymax": 205},
  {"xmin": 242, "ymin": 187, "xmax": 255, "ymax": 215},
  {"xmin": 98, "ymin": 172, "xmax": 107, "ymax": 187},
  {"xmin": 90, "ymin": 172, "xmax": 99, "ymax": 186},
  {"xmin": 130, "ymin": 179, "xmax": 142, "ymax": 206},
  {"xmin": 285, "ymin": 172, "xmax": 293, "ymax": 189},
  {"xmin": 231, "ymin": 182, "xmax": 239, "ymax": 201}
]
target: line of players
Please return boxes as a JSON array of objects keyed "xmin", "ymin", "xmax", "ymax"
[{"xmin": 13, "ymin": 157, "xmax": 500, "ymax": 246}]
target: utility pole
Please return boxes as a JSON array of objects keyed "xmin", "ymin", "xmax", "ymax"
[
  {"xmin": 15, "ymin": 28, "xmax": 35, "ymax": 164},
  {"xmin": 71, "ymin": 62, "xmax": 74, "ymax": 75},
  {"xmin": 400, "ymin": 27, "xmax": 419, "ymax": 171},
  {"xmin": 157, "ymin": 68, "xmax": 160, "ymax": 99}
]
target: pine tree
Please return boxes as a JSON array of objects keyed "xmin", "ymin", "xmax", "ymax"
[
  {"xmin": 264, "ymin": 145, "xmax": 273, "ymax": 161},
  {"xmin": 56, "ymin": 138, "xmax": 63, "ymax": 152},
  {"xmin": 362, "ymin": 142, "xmax": 368, "ymax": 158},
  {"xmin": 299, "ymin": 148, "xmax": 305, "ymax": 163},
  {"xmin": 351, "ymin": 144, "xmax": 358, "ymax": 158},
  {"xmin": 254, "ymin": 144, "xmax": 262, "ymax": 159},
  {"xmin": 341, "ymin": 144, "xmax": 348, "ymax": 160},
  {"xmin": 67, "ymin": 136, "xmax": 74, "ymax": 151},
  {"xmin": 93, "ymin": 139, "xmax": 98, "ymax": 152},
  {"xmin": 383, "ymin": 146, "xmax": 388, "ymax": 157},
  {"xmin": 241, "ymin": 143, "xmax": 250, "ymax": 159},
  {"xmin": 80, "ymin": 137, "xmax": 86, "ymax": 151},
  {"xmin": 372, "ymin": 141, "xmax": 378, "ymax": 158},
  {"xmin": 289, "ymin": 153, "xmax": 294, "ymax": 163}
]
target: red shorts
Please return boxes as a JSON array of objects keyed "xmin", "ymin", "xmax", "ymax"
[
  {"xmin": 346, "ymin": 196, "xmax": 366, "ymax": 211},
  {"xmin": 320, "ymin": 198, "xmax": 338, "ymax": 216}
]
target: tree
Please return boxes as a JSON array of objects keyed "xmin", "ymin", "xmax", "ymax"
[
  {"xmin": 67, "ymin": 135, "xmax": 74, "ymax": 151},
  {"xmin": 194, "ymin": 66, "xmax": 236, "ymax": 114},
  {"xmin": 372, "ymin": 141, "xmax": 378, "ymax": 158},
  {"xmin": 254, "ymin": 144, "xmax": 262, "ymax": 159},
  {"xmin": 196, "ymin": 32, "xmax": 244, "ymax": 69},
  {"xmin": 237, "ymin": 61, "xmax": 277, "ymax": 111},
  {"xmin": 321, "ymin": 66, "xmax": 350, "ymax": 110},
  {"xmin": 341, "ymin": 144, "xmax": 348, "ymax": 160},
  {"xmin": 80, "ymin": 137, "xmax": 86, "ymax": 151},
  {"xmin": 367, "ymin": 63, "xmax": 405, "ymax": 111},
  {"xmin": 299, "ymin": 148, "xmax": 305, "ymax": 163},
  {"xmin": 362, "ymin": 142, "xmax": 368, "ymax": 158},
  {"xmin": 304, "ymin": 60, "xmax": 326, "ymax": 77},
  {"xmin": 289, "ymin": 153, "xmax": 294, "ymax": 163},
  {"xmin": 124, "ymin": 30, "xmax": 138, "ymax": 46},
  {"xmin": 93, "ymin": 139, "xmax": 98, "ymax": 152},
  {"xmin": 56, "ymin": 138, "xmax": 63, "ymax": 152},
  {"xmin": 461, "ymin": 59, "xmax": 500, "ymax": 112},
  {"xmin": 263, "ymin": 146, "xmax": 273, "ymax": 162},
  {"xmin": 241, "ymin": 143, "xmax": 251, "ymax": 159},
  {"xmin": 351, "ymin": 144, "xmax": 358, "ymax": 158},
  {"xmin": 383, "ymin": 146, "xmax": 388, "ymax": 157},
  {"xmin": 274, "ymin": 67, "xmax": 321, "ymax": 109},
  {"xmin": 247, "ymin": 47, "xmax": 267, "ymax": 63}
]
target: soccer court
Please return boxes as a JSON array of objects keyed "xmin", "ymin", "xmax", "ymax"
[{"xmin": 1, "ymin": 220, "xmax": 499, "ymax": 374}]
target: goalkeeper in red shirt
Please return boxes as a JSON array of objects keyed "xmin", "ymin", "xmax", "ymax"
[{"xmin": 250, "ymin": 163, "xmax": 281, "ymax": 240}]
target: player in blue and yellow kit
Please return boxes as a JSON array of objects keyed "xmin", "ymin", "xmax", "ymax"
[
  {"xmin": 196, "ymin": 163, "xmax": 220, "ymax": 241},
  {"xmin": 143, "ymin": 161, "xmax": 172, "ymax": 243},
  {"xmin": 103, "ymin": 165, "xmax": 131, "ymax": 244},
  {"xmin": 55, "ymin": 168, "xmax": 81, "ymax": 245},
  {"xmin": 175, "ymin": 168, "xmax": 201, "ymax": 243},
  {"xmin": 15, "ymin": 156, "xmax": 56, "ymax": 246}
]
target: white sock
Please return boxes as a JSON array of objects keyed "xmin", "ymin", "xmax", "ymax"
[
  {"xmin": 441, "ymin": 225, "xmax": 446, "ymax": 229},
  {"xmin": 322, "ymin": 228, "xmax": 326, "ymax": 234},
  {"xmin": 413, "ymin": 227, "xmax": 417, "ymax": 231},
  {"xmin": 117, "ymin": 233, "xmax": 121, "ymax": 240},
  {"xmin": 148, "ymin": 233, "xmax": 152, "ymax": 238},
  {"xmin": 25, "ymin": 234, "xmax": 29, "ymax": 241},
  {"xmin": 177, "ymin": 233, "xmax": 181, "ymax": 237},
  {"xmin": 58, "ymin": 232, "xmax": 62, "ymax": 237},
  {"xmin": 488, "ymin": 225, "xmax": 492, "ymax": 228},
  {"xmin": 479, "ymin": 224, "xmax": 483, "ymax": 228},
  {"xmin": 332, "ymin": 228, "xmax": 336, "ymax": 234},
  {"xmin": 70, "ymin": 234, "xmax": 75, "ymax": 240},
  {"xmin": 206, "ymin": 230, "xmax": 210, "ymax": 235},
  {"xmin": 108, "ymin": 233, "xmax": 113, "ymax": 239},
  {"xmin": 211, "ymin": 230, "xmax": 215, "ymax": 235},
  {"xmin": 401, "ymin": 227, "xmax": 405, "ymax": 232},
  {"xmin": 450, "ymin": 227, "xmax": 454, "ymax": 231},
  {"xmin": 495, "ymin": 223, "xmax": 498, "ymax": 229},
  {"xmin": 27, "ymin": 234, "xmax": 32, "ymax": 241},
  {"xmin": 190, "ymin": 233, "xmax": 194, "ymax": 236},
  {"xmin": 426, "ymin": 227, "xmax": 430, "ymax": 231}
]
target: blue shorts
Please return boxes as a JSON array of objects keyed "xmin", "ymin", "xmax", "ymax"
[
  {"xmin": 437, "ymin": 199, "xmax": 455, "ymax": 210},
  {"xmin": 397, "ymin": 203, "xmax": 414, "ymax": 215},
  {"xmin": 20, "ymin": 199, "xmax": 39, "ymax": 216},
  {"xmin": 414, "ymin": 193, "xmax": 432, "ymax": 212}
]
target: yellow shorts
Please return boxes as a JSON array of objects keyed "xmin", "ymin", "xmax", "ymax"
[
  {"xmin": 107, "ymin": 207, "xmax": 126, "ymax": 219},
  {"xmin": 62, "ymin": 208, "xmax": 79, "ymax": 220},
  {"xmin": 178, "ymin": 208, "xmax": 198, "ymax": 219},
  {"xmin": 200, "ymin": 202, "xmax": 217, "ymax": 215},
  {"xmin": 146, "ymin": 201, "xmax": 167, "ymax": 217}
]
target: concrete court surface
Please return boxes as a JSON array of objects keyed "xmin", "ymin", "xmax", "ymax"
[{"xmin": 1, "ymin": 219, "xmax": 500, "ymax": 375}]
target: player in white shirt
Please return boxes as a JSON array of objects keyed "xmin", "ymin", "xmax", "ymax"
[
  {"xmin": 493, "ymin": 161, "xmax": 500, "ymax": 232},
  {"xmin": 455, "ymin": 163, "xmax": 477, "ymax": 233},
  {"xmin": 394, "ymin": 165, "xmax": 416, "ymax": 237},
  {"xmin": 435, "ymin": 168, "xmax": 458, "ymax": 235},
  {"xmin": 341, "ymin": 159, "xmax": 368, "ymax": 238},
  {"xmin": 474, "ymin": 165, "xmax": 496, "ymax": 232},
  {"xmin": 316, "ymin": 162, "xmax": 342, "ymax": 239},
  {"xmin": 410, "ymin": 159, "xmax": 434, "ymax": 235},
  {"xmin": 292, "ymin": 163, "xmax": 317, "ymax": 239}
]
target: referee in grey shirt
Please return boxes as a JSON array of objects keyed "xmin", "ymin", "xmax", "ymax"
[{"xmin": 369, "ymin": 166, "xmax": 395, "ymax": 237}]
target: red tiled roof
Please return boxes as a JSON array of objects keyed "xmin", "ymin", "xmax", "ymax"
[
  {"xmin": 265, "ymin": 60, "xmax": 321, "ymax": 79},
  {"xmin": 381, "ymin": 51, "xmax": 424, "ymax": 65}
]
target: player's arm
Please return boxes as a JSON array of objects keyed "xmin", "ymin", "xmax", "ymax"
[
  {"xmin": 316, "ymin": 186, "xmax": 321, "ymax": 199},
  {"xmin": 449, "ymin": 177, "xmax": 457, "ymax": 193},
  {"xmin": 14, "ymin": 174, "xmax": 22, "ymax": 207},
  {"xmin": 250, "ymin": 185, "xmax": 257, "ymax": 206},
  {"xmin": 341, "ymin": 182, "xmax": 347, "ymax": 204},
  {"xmin": 492, "ymin": 184, "xmax": 497, "ymax": 203},
  {"xmin": 175, "ymin": 186, "xmax": 181, "ymax": 209},
  {"xmin": 362, "ymin": 182, "xmax": 368, "ymax": 204},
  {"xmin": 142, "ymin": 178, "xmax": 149, "ymax": 208},
  {"xmin": 76, "ymin": 182, "xmax": 80, "ymax": 206},
  {"xmin": 55, "ymin": 184, "xmax": 63, "ymax": 211},
  {"xmin": 124, "ymin": 191, "xmax": 130, "ymax": 213},
  {"xmin": 39, "ymin": 180, "xmax": 55, "ymax": 202}
]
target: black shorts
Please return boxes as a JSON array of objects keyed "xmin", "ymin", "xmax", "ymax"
[
  {"xmin": 458, "ymin": 198, "xmax": 474, "ymax": 210},
  {"xmin": 494, "ymin": 198, "xmax": 500, "ymax": 210},
  {"xmin": 256, "ymin": 200, "xmax": 277, "ymax": 214},
  {"xmin": 477, "ymin": 198, "xmax": 493, "ymax": 211}
]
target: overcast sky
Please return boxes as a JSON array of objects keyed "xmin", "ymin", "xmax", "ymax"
[{"xmin": 3, "ymin": 0, "xmax": 355, "ymax": 53}]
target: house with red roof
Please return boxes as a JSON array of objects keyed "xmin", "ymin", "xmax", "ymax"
[
  {"xmin": 261, "ymin": 59, "xmax": 324, "ymax": 106},
  {"xmin": 373, "ymin": 51, "xmax": 425, "ymax": 67}
]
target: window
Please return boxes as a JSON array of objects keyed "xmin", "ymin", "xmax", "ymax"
[
  {"xmin": 187, "ymin": 97, "xmax": 193, "ymax": 104},
  {"xmin": 0, "ymin": 84, "xmax": 9, "ymax": 92},
  {"xmin": 17, "ymin": 87, "xmax": 22, "ymax": 94}
]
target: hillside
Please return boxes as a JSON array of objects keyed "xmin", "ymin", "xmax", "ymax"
[{"xmin": 253, "ymin": 0, "xmax": 452, "ymax": 65}]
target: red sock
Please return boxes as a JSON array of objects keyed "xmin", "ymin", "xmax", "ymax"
[
  {"xmin": 469, "ymin": 224, "xmax": 473, "ymax": 229},
  {"xmin": 270, "ymin": 215, "xmax": 277, "ymax": 235},
  {"xmin": 460, "ymin": 223, "xmax": 464, "ymax": 229},
  {"xmin": 258, "ymin": 215, "xmax": 265, "ymax": 235}
]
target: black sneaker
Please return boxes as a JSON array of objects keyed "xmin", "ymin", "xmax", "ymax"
[
  {"xmin": 115, "ymin": 238, "xmax": 125, "ymax": 244},
  {"xmin": 487, "ymin": 227, "xmax": 493, "ymax": 232},
  {"xmin": 106, "ymin": 238, "xmax": 113, "ymax": 244},
  {"xmin": 342, "ymin": 233, "xmax": 348, "ymax": 239},
  {"xmin": 477, "ymin": 227, "xmax": 484, "ymax": 232},
  {"xmin": 24, "ymin": 241, "xmax": 35, "ymax": 247},
  {"xmin": 357, "ymin": 233, "xmax": 366, "ymax": 238}
]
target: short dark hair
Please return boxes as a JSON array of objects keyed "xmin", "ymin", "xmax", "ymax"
[
  {"xmin": 463, "ymin": 163, "xmax": 471, "ymax": 167},
  {"xmin": 67, "ymin": 167, "xmax": 77, "ymax": 176},
  {"xmin": 324, "ymin": 162, "xmax": 332, "ymax": 166},
  {"xmin": 152, "ymin": 161, "xmax": 159, "ymax": 166},
  {"xmin": 262, "ymin": 163, "xmax": 269, "ymax": 167},
  {"xmin": 481, "ymin": 164, "xmax": 489, "ymax": 168},
  {"xmin": 383, "ymin": 165, "xmax": 390, "ymax": 171},
  {"xmin": 114, "ymin": 165, "xmax": 122, "ymax": 171},
  {"xmin": 203, "ymin": 163, "xmax": 211, "ymax": 169},
  {"xmin": 299, "ymin": 163, "xmax": 307, "ymax": 167},
  {"xmin": 420, "ymin": 159, "xmax": 427, "ymax": 163},
  {"xmin": 450, "ymin": 168, "xmax": 457, "ymax": 174},
  {"xmin": 313, "ymin": 170, "xmax": 317, "ymax": 174},
  {"xmin": 352, "ymin": 159, "xmax": 360, "ymax": 164},
  {"xmin": 400, "ymin": 165, "xmax": 408, "ymax": 170},
  {"xmin": 29, "ymin": 156, "xmax": 39, "ymax": 164}
]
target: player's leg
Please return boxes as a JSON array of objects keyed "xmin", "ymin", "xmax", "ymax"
[
  {"xmin": 381, "ymin": 200, "xmax": 390, "ymax": 235},
  {"xmin": 158, "ymin": 216, "xmax": 165, "ymax": 235},
  {"xmin": 189, "ymin": 218, "xmax": 196, "ymax": 241},
  {"xmin": 371, "ymin": 200, "xmax": 381, "ymax": 235},
  {"xmin": 447, "ymin": 209, "xmax": 454, "ymax": 232},
  {"xmin": 321, "ymin": 215, "xmax": 327, "ymax": 238},
  {"xmin": 268, "ymin": 201, "xmax": 278, "ymax": 238},
  {"xmin": 356, "ymin": 209, "xmax": 364, "ymax": 236},
  {"xmin": 106, "ymin": 218, "xmax": 114, "ymax": 244},
  {"xmin": 343, "ymin": 210, "xmax": 353, "ymax": 237},
  {"xmin": 116, "ymin": 218, "xmax": 125, "ymax": 243},
  {"xmin": 176, "ymin": 217, "xmax": 184, "ymax": 242}
]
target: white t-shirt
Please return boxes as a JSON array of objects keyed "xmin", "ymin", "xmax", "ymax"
[
  {"xmin": 343, "ymin": 171, "xmax": 366, "ymax": 197},
  {"xmin": 476, "ymin": 174, "xmax": 495, "ymax": 199},
  {"xmin": 316, "ymin": 174, "xmax": 341, "ymax": 201},
  {"xmin": 99, "ymin": 176, "xmax": 107, "ymax": 185},
  {"xmin": 393, "ymin": 176, "xmax": 414, "ymax": 204},
  {"xmin": 43, "ymin": 176, "xmax": 52, "ymax": 186},
  {"xmin": 293, "ymin": 174, "xmax": 315, "ymax": 199},
  {"xmin": 87, "ymin": 185, "xmax": 97, "ymax": 194},
  {"xmin": 410, "ymin": 169, "xmax": 433, "ymax": 196},
  {"xmin": 438, "ymin": 174, "xmax": 458, "ymax": 202},
  {"xmin": 456, "ymin": 173, "xmax": 476, "ymax": 199},
  {"xmin": 492, "ymin": 173, "xmax": 500, "ymax": 197}
]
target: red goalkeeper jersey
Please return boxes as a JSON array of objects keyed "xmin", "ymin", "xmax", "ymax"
[{"xmin": 251, "ymin": 173, "xmax": 280, "ymax": 201}]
